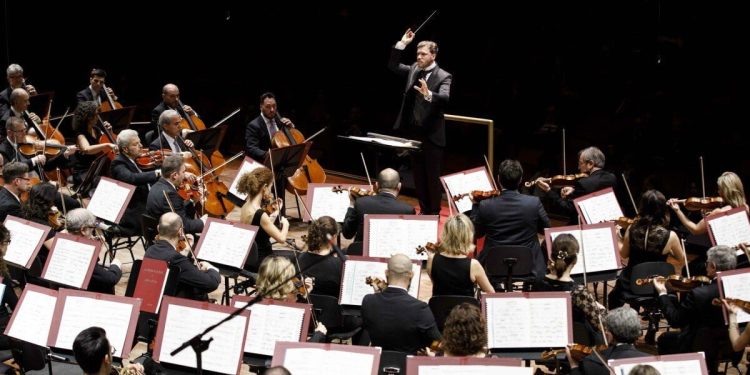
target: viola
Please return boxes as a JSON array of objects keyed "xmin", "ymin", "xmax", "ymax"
[
  {"xmin": 452, "ymin": 190, "xmax": 501, "ymax": 202},
  {"xmin": 635, "ymin": 275, "xmax": 711, "ymax": 292},
  {"xmin": 271, "ymin": 115, "xmax": 326, "ymax": 195},
  {"xmin": 673, "ymin": 197, "xmax": 725, "ymax": 211},
  {"xmin": 415, "ymin": 242, "xmax": 439, "ymax": 255},
  {"xmin": 712, "ymin": 298, "xmax": 750, "ymax": 314},
  {"xmin": 524, "ymin": 173, "xmax": 589, "ymax": 188},
  {"xmin": 541, "ymin": 343, "xmax": 608, "ymax": 362},
  {"xmin": 365, "ymin": 276, "xmax": 387, "ymax": 292}
]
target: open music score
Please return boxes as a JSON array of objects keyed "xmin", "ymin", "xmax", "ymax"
[
  {"xmin": 193, "ymin": 217, "xmax": 258, "ymax": 269},
  {"xmin": 363, "ymin": 214, "xmax": 439, "ymax": 261},
  {"xmin": 304, "ymin": 183, "xmax": 371, "ymax": 222},
  {"xmin": 544, "ymin": 222, "xmax": 621, "ymax": 274},
  {"xmin": 339, "ymin": 256, "xmax": 421, "ymax": 306},
  {"xmin": 573, "ymin": 187, "xmax": 624, "ymax": 224},
  {"xmin": 231, "ymin": 296, "xmax": 311, "ymax": 356},
  {"xmin": 407, "ymin": 357, "xmax": 529, "ymax": 375},
  {"xmin": 717, "ymin": 268, "xmax": 750, "ymax": 323},
  {"xmin": 86, "ymin": 177, "xmax": 136, "ymax": 224},
  {"xmin": 228, "ymin": 156, "xmax": 265, "ymax": 201},
  {"xmin": 153, "ymin": 296, "xmax": 249, "ymax": 375},
  {"xmin": 440, "ymin": 166, "xmax": 495, "ymax": 214},
  {"xmin": 609, "ymin": 353, "xmax": 708, "ymax": 375},
  {"xmin": 706, "ymin": 206, "xmax": 750, "ymax": 251},
  {"xmin": 40, "ymin": 233, "xmax": 100, "ymax": 289},
  {"xmin": 3, "ymin": 215, "xmax": 51, "ymax": 269},
  {"xmin": 483, "ymin": 292, "xmax": 572, "ymax": 349},
  {"xmin": 4, "ymin": 284, "xmax": 58, "ymax": 347},
  {"xmin": 272, "ymin": 342, "xmax": 381, "ymax": 375}
]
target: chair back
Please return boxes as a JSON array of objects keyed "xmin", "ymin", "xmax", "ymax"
[
  {"xmin": 379, "ymin": 350, "xmax": 408, "ymax": 375},
  {"xmin": 428, "ymin": 295, "xmax": 481, "ymax": 333},
  {"xmin": 572, "ymin": 321, "xmax": 596, "ymax": 346},
  {"xmin": 141, "ymin": 214, "xmax": 159, "ymax": 248},
  {"xmin": 629, "ymin": 261, "xmax": 675, "ymax": 296},
  {"xmin": 482, "ymin": 245, "xmax": 535, "ymax": 278},
  {"xmin": 310, "ymin": 293, "xmax": 344, "ymax": 330},
  {"xmin": 347, "ymin": 241, "xmax": 364, "ymax": 256},
  {"xmin": 9, "ymin": 339, "xmax": 47, "ymax": 372},
  {"xmin": 145, "ymin": 129, "xmax": 156, "ymax": 145}
]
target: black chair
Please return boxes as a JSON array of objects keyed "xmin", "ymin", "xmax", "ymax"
[
  {"xmin": 141, "ymin": 214, "xmax": 159, "ymax": 249},
  {"xmin": 8, "ymin": 340, "xmax": 79, "ymax": 374},
  {"xmin": 309, "ymin": 294, "xmax": 362, "ymax": 343},
  {"xmin": 101, "ymin": 223, "xmax": 143, "ymax": 265},
  {"xmin": 626, "ymin": 261, "xmax": 674, "ymax": 344},
  {"xmin": 347, "ymin": 241, "xmax": 364, "ymax": 256},
  {"xmin": 428, "ymin": 295, "xmax": 480, "ymax": 333},
  {"xmin": 378, "ymin": 350, "xmax": 408, "ymax": 375},
  {"xmin": 144, "ymin": 129, "xmax": 156, "ymax": 146},
  {"xmin": 481, "ymin": 245, "xmax": 535, "ymax": 291},
  {"xmin": 125, "ymin": 260, "xmax": 181, "ymax": 345}
]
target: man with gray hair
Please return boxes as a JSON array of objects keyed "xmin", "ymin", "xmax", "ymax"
[
  {"xmin": 65, "ymin": 208, "xmax": 123, "ymax": 294},
  {"xmin": 569, "ymin": 306, "xmax": 647, "ymax": 375},
  {"xmin": 361, "ymin": 253, "xmax": 440, "ymax": 354},
  {"xmin": 0, "ymin": 64, "xmax": 36, "ymax": 119},
  {"xmin": 148, "ymin": 109, "xmax": 195, "ymax": 154}
]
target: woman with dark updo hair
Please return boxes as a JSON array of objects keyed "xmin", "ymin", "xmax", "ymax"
[{"xmin": 298, "ymin": 216, "xmax": 343, "ymax": 297}]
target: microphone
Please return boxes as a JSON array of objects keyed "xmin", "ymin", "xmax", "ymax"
[{"xmin": 326, "ymin": 234, "xmax": 347, "ymax": 261}]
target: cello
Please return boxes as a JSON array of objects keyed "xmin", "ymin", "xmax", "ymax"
[
  {"xmin": 174, "ymin": 101, "xmax": 228, "ymax": 174},
  {"xmin": 99, "ymin": 83, "xmax": 122, "ymax": 112},
  {"xmin": 271, "ymin": 114, "xmax": 326, "ymax": 195}
]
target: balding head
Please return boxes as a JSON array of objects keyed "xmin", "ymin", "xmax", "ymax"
[
  {"xmin": 386, "ymin": 253, "xmax": 413, "ymax": 287},
  {"xmin": 158, "ymin": 212, "xmax": 183, "ymax": 238},
  {"xmin": 10, "ymin": 88, "xmax": 28, "ymax": 107},
  {"xmin": 161, "ymin": 83, "xmax": 180, "ymax": 107},
  {"xmin": 376, "ymin": 168, "xmax": 401, "ymax": 193}
]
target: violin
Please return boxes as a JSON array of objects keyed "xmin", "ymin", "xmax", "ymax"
[
  {"xmin": 616, "ymin": 216, "xmax": 635, "ymax": 229},
  {"xmin": 261, "ymin": 192, "xmax": 282, "ymax": 215},
  {"xmin": 332, "ymin": 185, "xmax": 377, "ymax": 198},
  {"xmin": 635, "ymin": 275, "xmax": 711, "ymax": 292},
  {"xmin": 154, "ymin": 233, "xmax": 187, "ymax": 253},
  {"xmin": 712, "ymin": 297, "xmax": 750, "ymax": 314},
  {"xmin": 134, "ymin": 150, "xmax": 166, "ymax": 170},
  {"xmin": 292, "ymin": 277, "xmax": 313, "ymax": 298},
  {"xmin": 541, "ymin": 344, "xmax": 608, "ymax": 362},
  {"xmin": 48, "ymin": 206, "xmax": 64, "ymax": 231},
  {"xmin": 672, "ymin": 197, "xmax": 725, "ymax": 211},
  {"xmin": 17, "ymin": 139, "xmax": 68, "ymax": 158},
  {"xmin": 524, "ymin": 173, "xmax": 589, "ymax": 188},
  {"xmin": 415, "ymin": 242, "xmax": 439, "ymax": 255},
  {"xmin": 365, "ymin": 276, "xmax": 387, "ymax": 292},
  {"xmin": 452, "ymin": 190, "xmax": 501, "ymax": 202}
]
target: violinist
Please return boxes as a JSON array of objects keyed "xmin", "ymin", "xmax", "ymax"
[
  {"xmin": 470, "ymin": 160, "xmax": 550, "ymax": 280},
  {"xmin": 236, "ymin": 167, "xmax": 288, "ymax": 270},
  {"xmin": 148, "ymin": 109, "xmax": 194, "ymax": 157},
  {"xmin": 534, "ymin": 146, "xmax": 617, "ymax": 224},
  {"xmin": 110, "ymin": 130, "xmax": 161, "ymax": 235},
  {"xmin": 298, "ymin": 216, "xmax": 342, "ymax": 298},
  {"xmin": 0, "ymin": 162, "xmax": 31, "ymax": 222},
  {"xmin": 76, "ymin": 68, "xmax": 117, "ymax": 105},
  {"xmin": 64, "ymin": 208, "xmax": 123, "ymax": 294},
  {"xmin": 21, "ymin": 182, "xmax": 63, "ymax": 241},
  {"xmin": 0, "ymin": 88, "xmax": 41, "ymax": 142},
  {"xmin": 654, "ymin": 245, "xmax": 736, "ymax": 368},
  {"xmin": 150, "ymin": 83, "xmax": 197, "ymax": 128},
  {"xmin": 144, "ymin": 213, "xmax": 220, "ymax": 301},
  {"xmin": 0, "ymin": 117, "xmax": 47, "ymax": 171},
  {"xmin": 0, "ymin": 64, "xmax": 36, "ymax": 120},
  {"xmin": 426, "ymin": 214, "xmax": 494, "ymax": 297},
  {"xmin": 0, "ymin": 224, "xmax": 19, "ymax": 350},
  {"xmin": 145, "ymin": 155, "xmax": 203, "ymax": 235},
  {"xmin": 723, "ymin": 299, "xmax": 750, "ymax": 352},
  {"xmin": 72, "ymin": 101, "xmax": 117, "ymax": 186},
  {"xmin": 568, "ymin": 307, "xmax": 648, "ymax": 375},
  {"xmin": 341, "ymin": 168, "xmax": 415, "ymax": 242}
]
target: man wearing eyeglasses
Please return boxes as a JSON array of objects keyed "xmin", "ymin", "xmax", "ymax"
[
  {"xmin": 0, "ymin": 161, "xmax": 30, "ymax": 222},
  {"xmin": 73, "ymin": 327, "xmax": 145, "ymax": 375}
]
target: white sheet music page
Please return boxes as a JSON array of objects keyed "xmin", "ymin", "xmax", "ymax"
[
  {"xmin": 367, "ymin": 217, "xmax": 438, "ymax": 260},
  {"xmin": 309, "ymin": 186, "xmax": 351, "ymax": 222},
  {"xmin": 612, "ymin": 359, "xmax": 704, "ymax": 375},
  {"xmin": 43, "ymin": 237, "xmax": 96, "ymax": 289},
  {"xmin": 720, "ymin": 271, "xmax": 750, "ymax": 323},
  {"xmin": 159, "ymin": 304, "xmax": 247, "ymax": 374},
  {"xmin": 418, "ymin": 365, "xmax": 531, "ymax": 375},
  {"xmin": 549, "ymin": 226, "xmax": 618, "ymax": 274},
  {"xmin": 228, "ymin": 157, "xmax": 265, "ymax": 200},
  {"xmin": 3, "ymin": 217, "xmax": 47, "ymax": 268},
  {"xmin": 5, "ymin": 288, "xmax": 57, "ymax": 347},
  {"xmin": 575, "ymin": 190, "xmax": 623, "ymax": 224},
  {"xmin": 54, "ymin": 296, "xmax": 134, "ymax": 357},
  {"xmin": 340, "ymin": 259, "xmax": 420, "ymax": 306},
  {"xmin": 86, "ymin": 178, "xmax": 133, "ymax": 223},
  {"xmin": 442, "ymin": 169, "xmax": 494, "ymax": 214},
  {"xmin": 486, "ymin": 297, "xmax": 569, "ymax": 348},
  {"xmin": 283, "ymin": 347, "xmax": 376, "ymax": 375},
  {"xmin": 197, "ymin": 220, "xmax": 255, "ymax": 269},
  {"xmin": 708, "ymin": 210, "xmax": 750, "ymax": 249},
  {"xmin": 232, "ymin": 301, "xmax": 305, "ymax": 356}
]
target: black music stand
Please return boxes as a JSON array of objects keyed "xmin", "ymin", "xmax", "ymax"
[
  {"xmin": 263, "ymin": 142, "xmax": 310, "ymax": 218},
  {"xmin": 99, "ymin": 106, "xmax": 136, "ymax": 132},
  {"xmin": 185, "ymin": 125, "xmax": 227, "ymax": 155},
  {"xmin": 28, "ymin": 92, "xmax": 54, "ymax": 119}
]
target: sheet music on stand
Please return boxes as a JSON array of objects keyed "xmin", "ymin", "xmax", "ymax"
[
  {"xmin": 193, "ymin": 217, "xmax": 258, "ymax": 269},
  {"xmin": 407, "ymin": 357, "xmax": 529, "ymax": 375},
  {"xmin": 3, "ymin": 215, "xmax": 51, "ymax": 269},
  {"xmin": 4, "ymin": 284, "xmax": 58, "ymax": 347},
  {"xmin": 86, "ymin": 177, "xmax": 136, "ymax": 224},
  {"xmin": 304, "ymin": 183, "xmax": 371, "ymax": 222},
  {"xmin": 339, "ymin": 255, "xmax": 421, "ymax": 306},
  {"xmin": 706, "ymin": 206, "xmax": 750, "ymax": 252},
  {"xmin": 483, "ymin": 292, "xmax": 572, "ymax": 349},
  {"xmin": 609, "ymin": 353, "xmax": 709, "ymax": 375},
  {"xmin": 228, "ymin": 156, "xmax": 265, "ymax": 201},
  {"xmin": 717, "ymin": 268, "xmax": 750, "ymax": 323},
  {"xmin": 340, "ymin": 132, "xmax": 421, "ymax": 150},
  {"xmin": 153, "ymin": 296, "xmax": 249, "ymax": 375},
  {"xmin": 271, "ymin": 342, "xmax": 381, "ymax": 375},
  {"xmin": 544, "ymin": 222, "xmax": 621, "ymax": 275},
  {"xmin": 440, "ymin": 166, "xmax": 495, "ymax": 214},
  {"xmin": 40, "ymin": 233, "xmax": 101, "ymax": 289},
  {"xmin": 573, "ymin": 187, "xmax": 624, "ymax": 224},
  {"xmin": 231, "ymin": 296, "xmax": 311, "ymax": 356},
  {"xmin": 48, "ymin": 289, "xmax": 141, "ymax": 358},
  {"xmin": 363, "ymin": 214, "xmax": 439, "ymax": 261}
]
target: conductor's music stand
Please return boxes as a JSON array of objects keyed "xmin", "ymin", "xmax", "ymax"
[
  {"xmin": 263, "ymin": 142, "xmax": 311, "ymax": 218},
  {"xmin": 98, "ymin": 106, "xmax": 136, "ymax": 133}
]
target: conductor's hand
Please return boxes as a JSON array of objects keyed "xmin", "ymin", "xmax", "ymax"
[
  {"xmin": 401, "ymin": 28, "xmax": 415, "ymax": 45},
  {"xmin": 413, "ymin": 78, "xmax": 430, "ymax": 98}
]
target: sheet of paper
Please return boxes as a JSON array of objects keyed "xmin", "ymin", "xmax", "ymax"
[
  {"xmin": 418, "ymin": 365, "xmax": 531, "ymax": 375},
  {"xmin": 486, "ymin": 297, "xmax": 569, "ymax": 348},
  {"xmin": 282, "ymin": 347, "xmax": 376, "ymax": 375},
  {"xmin": 442, "ymin": 169, "xmax": 494, "ymax": 214},
  {"xmin": 309, "ymin": 186, "xmax": 352, "ymax": 222},
  {"xmin": 367, "ymin": 217, "xmax": 437, "ymax": 260},
  {"xmin": 348, "ymin": 135, "xmax": 416, "ymax": 149},
  {"xmin": 5, "ymin": 289, "xmax": 57, "ymax": 347},
  {"xmin": 228, "ymin": 158, "xmax": 265, "ymax": 200},
  {"xmin": 576, "ymin": 191, "xmax": 623, "ymax": 224},
  {"xmin": 43, "ymin": 238, "xmax": 95, "ymax": 288},
  {"xmin": 613, "ymin": 359, "xmax": 704, "ymax": 375},
  {"xmin": 158, "ymin": 304, "xmax": 247, "ymax": 374},
  {"xmin": 708, "ymin": 211, "xmax": 750, "ymax": 248},
  {"xmin": 720, "ymin": 272, "xmax": 750, "ymax": 323},
  {"xmin": 232, "ymin": 302, "xmax": 305, "ymax": 355},
  {"xmin": 549, "ymin": 227, "xmax": 618, "ymax": 274},
  {"xmin": 87, "ymin": 178, "xmax": 132, "ymax": 223},
  {"xmin": 339, "ymin": 259, "xmax": 420, "ymax": 306},
  {"xmin": 54, "ymin": 296, "xmax": 134, "ymax": 358},
  {"xmin": 198, "ymin": 221, "xmax": 255, "ymax": 269},
  {"xmin": 3, "ymin": 218, "xmax": 46, "ymax": 267}
]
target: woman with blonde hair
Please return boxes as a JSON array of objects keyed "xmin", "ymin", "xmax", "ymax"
[
  {"xmin": 426, "ymin": 214, "xmax": 494, "ymax": 296},
  {"xmin": 668, "ymin": 171, "xmax": 748, "ymax": 235}
]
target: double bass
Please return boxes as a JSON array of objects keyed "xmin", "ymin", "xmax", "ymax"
[{"xmin": 271, "ymin": 114, "xmax": 326, "ymax": 195}]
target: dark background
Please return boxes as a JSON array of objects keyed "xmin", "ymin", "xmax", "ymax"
[{"xmin": 2, "ymin": 1, "xmax": 747, "ymax": 216}]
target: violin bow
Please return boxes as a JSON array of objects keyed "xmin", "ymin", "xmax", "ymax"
[
  {"xmin": 484, "ymin": 154, "xmax": 498, "ymax": 191},
  {"xmin": 360, "ymin": 152, "xmax": 373, "ymax": 189},
  {"xmin": 699, "ymin": 156, "xmax": 706, "ymax": 199},
  {"xmin": 287, "ymin": 190, "xmax": 322, "ymax": 325},
  {"xmin": 210, "ymin": 108, "xmax": 241, "ymax": 129},
  {"xmin": 597, "ymin": 313, "xmax": 608, "ymax": 347},
  {"xmin": 413, "ymin": 10, "xmax": 438, "ymax": 34},
  {"xmin": 578, "ymin": 218, "xmax": 588, "ymax": 286},
  {"xmin": 621, "ymin": 173, "xmax": 638, "ymax": 215},
  {"xmin": 561, "ymin": 128, "xmax": 567, "ymax": 175},
  {"xmin": 162, "ymin": 190, "xmax": 199, "ymax": 265},
  {"xmin": 45, "ymin": 107, "xmax": 70, "ymax": 159},
  {"xmin": 681, "ymin": 238, "xmax": 691, "ymax": 278},
  {"xmin": 302, "ymin": 126, "xmax": 327, "ymax": 143},
  {"xmin": 56, "ymin": 167, "xmax": 68, "ymax": 232},
  {"xmin": 197, "ymin": 152, "xmax": 244, "ymax": 180}
]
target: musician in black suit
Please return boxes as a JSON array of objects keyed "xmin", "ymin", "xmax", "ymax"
[
  {"xmin": 145, "ymin": 213, "xmax": 220, "ymax": 301},
  {"xmin": 569, "ymin": 307, "xmax": 648, "ymax": 375},
  {"xmin": 244, "ymin": 92, "xmax": 295, "ymax": 161},
  {"xmin": 146, "ymin": 154, "xmax": 203, "ymax": 234},
  {"xmin": 0, "ymin": 88, "xmax": 42, "ymax": 142},
  {"xmin": 110, "ymin": 129, "xmax": 161, "ymax": 235},
  {"xmin": 150, "ymin": 83, "xmax": 196, "ymax": 128},
  {"xmin": 1, "ymin": 117, "xmax": 47, "ymax": 170},
  {"xmin": 76, "ymin": 68, "xmax": 117, "ymax": 105},
  {"xmin": 66, "ymin": 208, "xmax": 123, "ymax": 294},
  {"xmin": 389, "ymin": 28, "xmax": 452, "ymax": 215},
  {"xmin": 342, "ymin": 168, "xmax": 415, "ymax": 242},
  {"xmin": 470, "ymin": 159, "xmax": 551, "ymax": 278},
  {"xmin": 0, "ymin": 162, "xmax": 30, "ymax": 222},
  {"xmin": 361, "ymin": 254, "xmax": 441, "ymax": 354},
  {"xmin": 148, "ymin": 109, "xmax": 195, "ymax": 155},
  {"xmin": 0, "ymin": 64, "xmax": 36, "ymax": 120}
]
